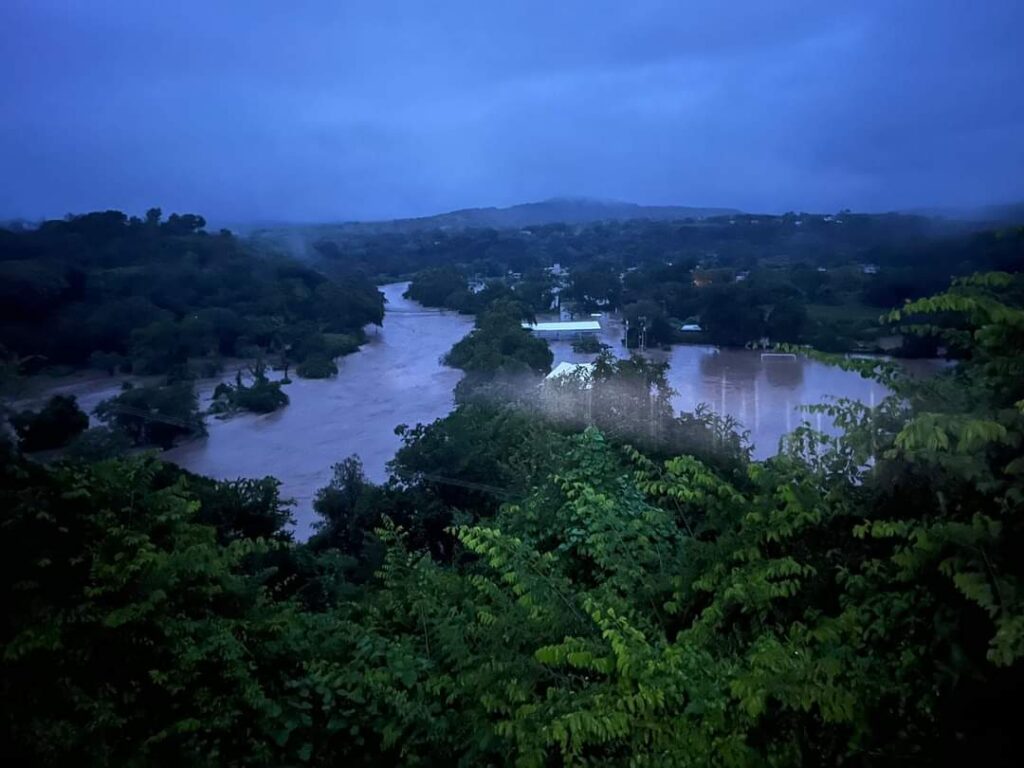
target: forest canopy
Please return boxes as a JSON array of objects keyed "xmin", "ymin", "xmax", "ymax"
[
  {"xmin": 0, "ymin": 210, "xmax": 384, "ymax": 377},
  {"xmin": 324, "ymin": 215, "xmax": 1023, "ymax": 352}
]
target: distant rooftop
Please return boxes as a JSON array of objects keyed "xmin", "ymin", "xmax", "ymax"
[
  {"xmin": 522, "ymin": 320, "xmax": 601, "ymax": 333},
  {"xmin": 545, "ymin": 362, "xmax": 596, "ymax": 388}
]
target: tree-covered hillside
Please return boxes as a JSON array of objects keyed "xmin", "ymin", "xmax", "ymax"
[{"xmin": 0, "ymin": 209, "xmax": 384, "ymax": 377}]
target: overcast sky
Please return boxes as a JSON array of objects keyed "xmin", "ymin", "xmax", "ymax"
[{"xmin": 1, "ymin": 0, "xmax": 1022, "ymax": 223}]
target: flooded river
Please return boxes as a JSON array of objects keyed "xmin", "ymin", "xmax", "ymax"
[
  {"xmin": 163, "ymin": 284, "xmax": 473, "ymax": 534},
  {"xmin": 17, "ymin": 283, "xmax": 942, "ymax": 535}
]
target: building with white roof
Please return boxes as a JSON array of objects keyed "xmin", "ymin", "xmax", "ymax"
[
  {"xmin": 545, "ymin": 361, "xmax": 595, "ymax": 387},
  {"xmin": 522, "ymin": 320, "xmax": 601, "ymax": 338}
]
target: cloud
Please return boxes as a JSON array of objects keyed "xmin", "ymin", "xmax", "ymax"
[{"xmin": 1, "ymin": 0, "xmax": 1022, "ymax": 222}]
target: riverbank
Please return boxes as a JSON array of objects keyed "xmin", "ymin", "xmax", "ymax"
[{"xmin": 11, "ymin": 286, "xmax": 947, "ymax": 534}]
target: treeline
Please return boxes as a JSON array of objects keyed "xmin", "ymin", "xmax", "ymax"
[
  {"xmin": 3, "ymin": 274, "xmax": 1024, "ymax": 765},
  {"xmin": 0, "ymin": 209, "xmax": 384, "ymax": 378},
  {"xmin": 302, "ymin": 211, "xmax": 1022, "ymax": 282},
  {"xmin": 331, "ymin": 215, "xmax": 1022, "ymax": 352},
  {"xmin": 615, "ymin": 227, "xmax": 1023, "ymax": 351},
  {"xmin": 288, "ymin": 212, "xmax": 976, "ymax": 280},
  {"xmin": 403, "ymin": 265, "xmax": 555, "ymax": 316}
]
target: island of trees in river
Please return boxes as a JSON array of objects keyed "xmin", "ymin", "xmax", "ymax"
[{"xmin": 2, "ymin": 205, "xmax": 1024, "ymax": 765}]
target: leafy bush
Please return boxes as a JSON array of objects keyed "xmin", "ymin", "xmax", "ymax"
[
  {"xmin": 210, "ymin": 363, "xmax": 289, "ymax": 415},
  {"xmin": 570, "ymin": 335, "xmax": 609, "ymax": 354},
  {"xmin": 64, "ymin": 426, "xmax": 132, "ymax": 461},
  {"xmin": 404, "ymin": 266, "xmax": 467, "ymax": 307},
  {"xmin": 444, "ymin": 300, "xmax": 552, "ymax": 375},
  {"xmin": 296, "ymin": 355, "xmax": 338, "ymax": 379},
  {"xmin": 322, "ymin": 333, "xmax": 361, "ymax": 358},
  {"xmin": 95, "ymin": 382, "xmax": 205, "ymax": 448},
  {"xmin": 10, "ymin": 394, "xmax": 88, "ymax": 451}
]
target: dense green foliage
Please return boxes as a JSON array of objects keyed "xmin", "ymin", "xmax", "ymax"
[
  {"xmin": 405, "ymin": 266, "xmax": 555, "ymax": 318},
  {"xmin": 571, "ymin": 335, "xmax": 610, "ymax": 354},
  {"xmin": 312, "ymin": 215, "xmax": 1022, "ymax": 352},
  {"xmin": 64, "ymin": 425, "xmax": 133, "ymax": 462},
  {"xmin": 3, "ymin": 274, "xmax": 1024, "ymax": 766},
  {"xmin": 0, "ymin": 210, "xmax": 384, "ymax": 376},
  {"xmin": 95, "ymin": 381, "xmax": 206, "ymax": 449},
  {"xmin": 295, "ymin": 212, "xmax": 992, "ymax": 281},
  {"xmin": 10, "ymin": 394, "xmax": 88, "ymax": 451},
  {"xmin": 295, "ymin": 355, "xmax": 339, "ymax": 379},
  {"xmin": 211, "ymin": 362, "xmax": 289, "ymax": 415},
  {"xmin": 403, "ymin": 266, "xmax": 469, "ymax": 307},
  {"xmin": 444, "ymin": 300, "xmax": 554, "ymax": 400}
]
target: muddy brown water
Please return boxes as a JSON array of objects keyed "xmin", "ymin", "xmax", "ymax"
[{"xmin": 19, "ymin": 283, "xmax": 942, "ymax": 536}]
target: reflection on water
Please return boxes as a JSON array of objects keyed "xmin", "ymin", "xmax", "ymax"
[
  {"xmin": 550, "ymin": 320, "xmax": 942, "ymax": 460},
  {"xmin": 667, "ymin": 347, "xmax": 883, "ymax": 457}
]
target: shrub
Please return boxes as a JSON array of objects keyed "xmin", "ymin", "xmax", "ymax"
[
  {"xmin": 571, "ymin": 336, "xmax": 609, "ymax": 354},
  {"xmin": 322, "ymin": 333, "xmax": 361, "ymax": 358},
  {"xmin": 95, "ymin": 383, "xmax": 205, "ymax": 449},
  {"xmin": 65, "ymin": 426, "xmax": 133, "ymax": 461},
  {"xmin": 10, "ymin": 395, "xmax": 89, "ymax": 452},
  {"xmin": 210, "ymin": 364, "xmax": 289, "ymax": 415},
  {"xmin": 296, "ymin": 355, "xmax": 338, "ymax": 379}
]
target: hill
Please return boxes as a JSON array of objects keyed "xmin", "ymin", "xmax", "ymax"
[
  {"xmin": 253, "ymin": 198, "xmax": 741, "ymax": 241},
  {"xmin": 374, "ymin": 197, "xmax": 742, "ymax": 231},
  {"xmin": 0, "ymin": 209, "xmax": 384, "ymax": 377}
]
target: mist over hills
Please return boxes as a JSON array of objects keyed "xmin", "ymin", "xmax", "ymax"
[
  {"xmin": 377, "ymin": 198, "xmax": 741, "ymax": 229},
  {"xmin": 248, "ymin": 198, "xmax": 741, "ymax": 237}
]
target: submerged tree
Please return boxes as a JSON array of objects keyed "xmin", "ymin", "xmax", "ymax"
[{"xmin": 210, "ymin": 361, "xmax": 289, "ymax": 415}]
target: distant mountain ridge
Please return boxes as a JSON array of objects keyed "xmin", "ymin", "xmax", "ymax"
[{"xmin": 324, "ymin": 197, "xmax": 742, "ymax": 234}]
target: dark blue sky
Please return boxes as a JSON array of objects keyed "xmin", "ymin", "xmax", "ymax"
[{"xmin": 2, "ymin": 0, "xmax": 1022, "ymax": 223}]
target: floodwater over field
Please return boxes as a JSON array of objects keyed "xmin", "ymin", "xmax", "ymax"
[
  {"xmin": 547, "ymin": 314, "xmax": 941, "ymax": 459},
  {"xmin": 19, "ymin": 284, "xmax": 941, "ymax": 535}
]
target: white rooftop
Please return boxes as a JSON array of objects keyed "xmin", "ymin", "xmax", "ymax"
[
  {"xmin": 545, "ymin": 361, "xmax": 596, "ymax": 385},
  {"xmin": 522, "ymin": 320, "xmax": 601, "ymax": 332}
]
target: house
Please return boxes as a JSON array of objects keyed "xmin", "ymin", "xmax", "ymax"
[
  {"xmin": 545, "ymin": 361, "xmax": 595, "ymax": 388},
  {"xmin": 522, "ymin": 320, "xmax": 601, "ymax": 339},
  {"xmin": 542, "ymin": 362, "xmax": 597, "ymax": 422}
]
